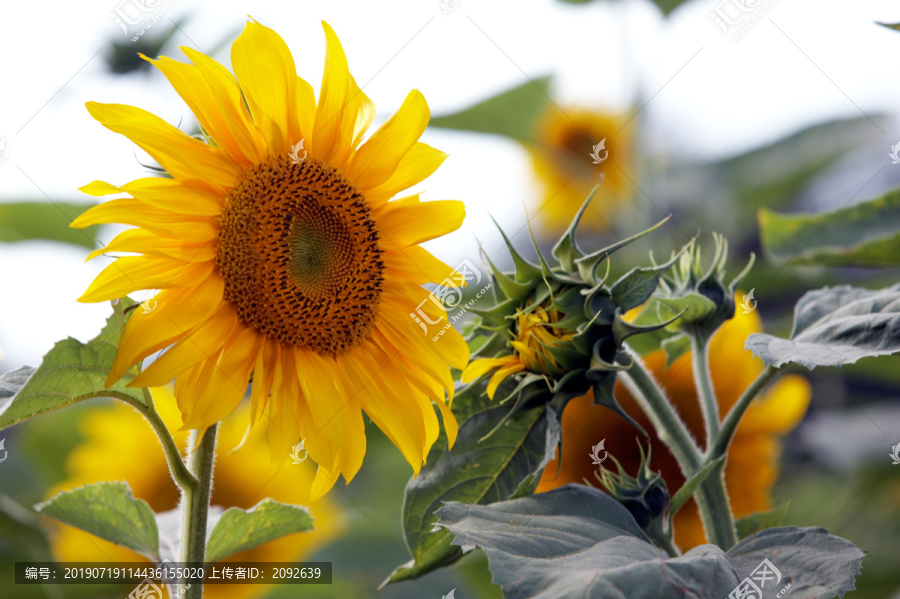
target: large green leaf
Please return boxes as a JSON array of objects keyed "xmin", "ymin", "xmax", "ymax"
[
  {"xmin": 429, "ymin": 77, "xmax": 552, "ymax": 143},
  {"xmin": 0, "ymin": 299, "xmax": 144, "ymax": 431},
  {"xmin": 728, "ymin": 526, "xmax": 864, "ymax": 599},
  {"xmin": 36, "ymin": 482, "xmax": 159, "ymax": 560},
  {"xmin": 436, "ymin": 485, "xmax": 864, "ymax": 599},
  {"xmin": 759, "ymin": 189, "xmax": 900, "ymax": 267},
  {"xmin": 386, "ymin": 388, "xmax": 560, "ymax": 583},
  {"xmin": 735, "ymin": 501, "xmax": 790, "ymax": 540},
  {"xmin": 436, "ymin": 484, "xmax": 737, "ymax": 598},
  {"xmin": 205, "ymin": 499, "xmax": 314, "ymax": 564},
  {"xmin": 746, "ymin": 284, "xmax": 900, "ymax": 369},
  {"xmin": 0, "ymin": 201, "xmax": 98, "ymax": 249}
]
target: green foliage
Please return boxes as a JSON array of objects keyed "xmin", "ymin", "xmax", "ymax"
[
  {"xmin": 759, "ymin": 189, "xmax": 900, "ymax": 267},
  {"xmin": 387, "ymin": 387, "xmax": 559, "ymax": 583},
  {"xmin": 735, "ymin": 502, "xmax": 790, "ymax": 540},
  {"xmin": 746, "ymin": 284, "xmax": 900, "ymax": 368},
  {"xmin": 36, "ymin": 482, "xmax": 159, "ymax": 561},
  {"xmin": 0, "ymin": 201, "xmax": 98, "ymax": 249},
  {"xmin": 205, "ymin": 499, "xmax": 314, "ymax": 563},
  {"xmin": 0, "ymin": 299, "xmax": 144, "ymax": 431},
  {"xmin": 437, "ymin": 485, "xmax": 864, "ymax": 599},
  {"xmin": 429, "ymin": 77, "xmax": 552, "ymax": 143}
]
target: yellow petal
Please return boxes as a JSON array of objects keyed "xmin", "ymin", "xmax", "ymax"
[
  {"xmin": 382, "ymin": 246, "xmax": 457, "ymax": 286},
  {"xmin": 78, "ymin": 256, "xmax": 216, "ymax": 303},
  {"xmin": 130, "ymin": 303, "xmax": 238, "ymax": 387},
  {"xmin": 462, "ymin": 356, "xmax": 516, "ymax": 383},
  {"xmin": 487, "ymin": 362, "xmax": 525, "ymax": 399},
  {"xmin": 231, "ymin": 20, "xmax": 300, "ymax": 154},
  {"xmin": 85, "ymin": 102, "xmax": 241, "ymax": 191},
  {"xmin": 79, "ymin": 178, "xmax": 224, "ymax": 217},
  {"xmin": 376, "ymin": 196, "xmax": 465, "ymax": 248},
  {"xmin": 108, "ymin": 275, "xmax": 225, "ymax": 385},
  {"xmin": 311, "ymin": 22, "xmax": 351, "ymax": 165},
  {"xmin": 72, "ymin": 199, "xmax": 218, "ymax": 243},
  {"xmin": 345, "ymin": 90, "xmax": 430, "ymax": 190},
  {"xmin": 366, "ymin": 142, "xmax": 447, "ymax": 206},
  {"xmin": 86, "ymin": 228, "xmax": 216, "ymax": 263}
]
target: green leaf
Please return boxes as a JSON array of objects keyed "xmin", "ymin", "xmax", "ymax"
[
  {"xmin": 0, "ymin": 299, "xmax": 144, "ymax": 431},
  {"xmin": 728, "ymin": 526, "xmax": 864, "ymax": 598},
  {"xmin": 436, "ymin": 484, "xmax": 737, "ymax": 598},
  {"xmin": 746, "ymin": 284, "xmax": 900, "ymax": 368},
  {"xmin": 759, "ymin": 188, "xmax": 900, "ymax": 267},
  {"xmin": 35, "ymin": 482, "xmax": 159, "ymax": 560},
  {"xmin": 205, "ymin": 499, "xmax": 313, "ymax": 564},
  {"xmin": 386, "ymin": 390, "xmax": 560, "ymax": 584},
  {"xmin": 429, "ymin": 77, "xmax": 552, "ymax": 143},
  {"xmin": 877, "ymin": 22, "xmax": 900, "ymax": 31},
  {"xmin": 610, "ymin": 248, "xmax": 684, "ymax": 312},
  {"xmin": 0, "ymin": 201, "xmax": 98, "ymax": 249},
  {"xmin": 735, "ymin": 501, "xmax": 790, "ymax": 539}
]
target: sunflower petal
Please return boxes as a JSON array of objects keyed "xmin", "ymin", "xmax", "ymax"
[{"xmin": 376, "ymin": 196, "xmax": 465, "ymax": 248}]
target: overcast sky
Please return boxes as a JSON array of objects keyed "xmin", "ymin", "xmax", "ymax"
[{"xmin": 1, "ymin": 0, "xmax": 899, "ymax": 368}]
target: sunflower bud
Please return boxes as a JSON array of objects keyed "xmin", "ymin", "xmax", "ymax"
[{"xmin": 595, "ymin": 446, "xmax": 670, "ymax": 531}]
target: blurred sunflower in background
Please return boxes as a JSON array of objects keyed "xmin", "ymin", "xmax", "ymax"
[
  {"xmin": 529, "ymin": 106, "xmax": 635, "ymax": 233},
  {"xmin": 536, "ymin": 296, "xmax": 811, "ymax": 550},
  {"xmin": 71, "ymin": 19, "xmax": 468, "ymax": 499},
  {"xmin": 49, "ymin": 387, "xmax": 343, "ymax": 599}
]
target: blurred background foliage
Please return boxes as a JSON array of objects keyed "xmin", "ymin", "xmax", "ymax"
[{"xmin": 2, "ymin": 0, "xmax": 900, "ymax": 597}]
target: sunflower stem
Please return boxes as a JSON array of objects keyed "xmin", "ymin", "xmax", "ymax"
[
  {"xmin": 621, "ymin": 351, "xmax": 702, "ymax": 474},
  {"xmin": 623, "ymin": 351, "xmax": 738, "ymax": 549},
  {"xmin": 126, "ymin": 390, "xmax": 198, "ymax": 492},
  {"xmin": 180, "ymin": 425, "xmax": 217, "ymax": 599},
  {"xmin": 709, "ymin": 366, "xmax": 778, "ymax": 462},
  {"xmin": 690, "ymin": 334, "xmax": 720, "ymax": 447}
]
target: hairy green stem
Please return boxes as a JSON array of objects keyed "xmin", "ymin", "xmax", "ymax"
[
  {"xmin": 180, "ymin": 425, "xmax": 217, "ymax": 599},
  {"xmin": 690, "ymin": 334, "xmax": 720, "ymax": 446},
  {"xmin": 622, "ymin": 352, "xmax": 702, "ymax": 473},
  {"xmin": 122, "ymin": 392, "xmax": 198, "ymax": 492},
  {"xmin": 692, "ymin": 464, "xmax": 737, "ymax": 550},
  {"xmin": 709, "ymin": 366, "xmax": 778, "ymax": 461}
]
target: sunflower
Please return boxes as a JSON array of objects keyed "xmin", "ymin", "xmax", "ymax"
[
  {"xmin": 49, "ymin": 387, "xmax": 343, "ymax": 599},
  {"xmin": 529, "ymin": 107, "xmax": 635, "ymax": 233},
  {"xmin": 535, "ymin": 298, "xmax": 811, "ymax": 549},
  {"xmin": 72, "ymin": 20, "xmax": 469, "ymax": 498},
  {"xmin": 461, "ymin": 304, "xmax": 574, "ymax": 397}
]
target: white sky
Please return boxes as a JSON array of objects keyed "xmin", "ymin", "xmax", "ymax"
[{"xmin": 1, "ymin": 0, "xmax": 900, "ymax": 368}]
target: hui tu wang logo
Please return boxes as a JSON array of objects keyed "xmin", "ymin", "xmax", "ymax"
[
  {"xmin": 0, "ymin": 438, "xmax": 7, "ymax": 464},
  {"xmin": 109, "ymin": 0, "xmax": 180, "ymax": 41},
  {"xmin": 890, "ymin": 443, "xmax": 900, "ymax": 465},
  {"xmin": 889, "ymin": 142, "xmax": 900, "ymax": 165},
  {"xmin": 589, "ymin": 439, "xmax": 608, "ymax": 465},
  {"xmin": 140, "ymin": 289, "xmax": 158, "ymax": 314},
  {"xmin": 589, "ymin": 139, "xmax": 608, "ymax": 164},
  {"xmin": 289, "ymin": 139, "xmax": 307, "ymax": 164},
  {"xmin": 439, "ymin": 0, "xmax": 459, "ymax": 13},
  {"xmin": 709, "ymin": 0, "xmax": 781, "ymax": 42},
  {"xmin": 727, "ymin": 558, "xmax": 791, "ymax": 599},
  {"xmin": 290, "ymin": 439, "xmax": 308, "ymax": 465},
  {"xmin": 740, "ymin": 288, "xmax": 757, "ymax": 314},
  {"xmin": 410, "ymin": 258, "xmax": 493, "ymax": 342}
]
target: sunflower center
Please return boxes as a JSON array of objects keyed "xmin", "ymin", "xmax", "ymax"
[{"xmin": 216, "ymin": 155, "xmax": 384, "ymax": 355}]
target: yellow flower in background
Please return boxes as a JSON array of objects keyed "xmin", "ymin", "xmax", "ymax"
[
  {"xmin": 71, "ymin": 20, "xmax": 469, "ymax": 499},
  {"xmin": 50, "ymin": 387, "xmax": 343, "ymax": 599},
  {"xmin": 536, "ymin": 297, "xmax": 811, "ymax": 550},
  {"xmin": 529, "ymin": 107, "xmax": 635, "ymax": 233},
  {"xmin": 461, "ymin": 305, "xmax": 574, "ymax": 398}
]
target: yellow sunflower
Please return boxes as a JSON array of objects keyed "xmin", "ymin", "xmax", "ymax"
[
  {"xmin": 49, "ymin": 387, "xmax": 343, "ymax": 599},
  {"xmin": 461, "ymin": 304, "xmax": 574, "ymax": 397},
  {"xmin": 535, "ymin": 298, "xmax": 811, "ymax": 549},
  {"xmin": 529, "ymin": 107, "xmax": 635, "ymax": 233},
  {"xmin": 72, "ymin": 20, "xmax": 469, "ymax": 499}
]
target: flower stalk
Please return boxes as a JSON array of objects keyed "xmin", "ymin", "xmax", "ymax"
[
  {"xmin": 690, "ymin": 334, "xmax": 720, "ymax": 445},
  {"xmin": 179, "ymin": 425, "xmax": 217, "ymax": 599}
]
